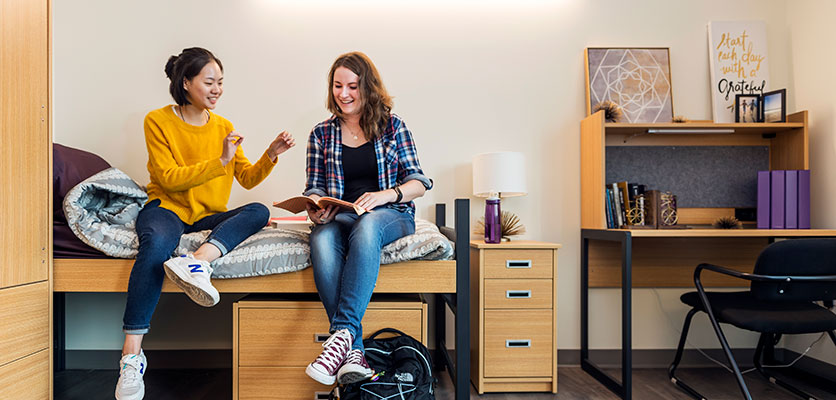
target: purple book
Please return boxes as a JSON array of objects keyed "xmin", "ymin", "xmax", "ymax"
[
  {"xmin": 771, "ymin": 170, "xmax": 785, "ymax": 229},
  {"xmin": 785, "ymin": 170, "xmax": 798, "ymax": 229},
  {"xmin": 757, "ymin": 171, "xmax": 771, "ymax": 229},
  {"xmin": 799, "ymin": 170, "xmax": 811, "ymax": 229}
]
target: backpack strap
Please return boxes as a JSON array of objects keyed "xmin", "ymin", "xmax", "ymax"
[{"xmin": 367, "ymin": 327, "xmax": 409, "ymax": 340}]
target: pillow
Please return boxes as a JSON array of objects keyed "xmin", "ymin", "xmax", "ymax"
[
  {"xmin": 53, "ymin": 143, "xmax": 111, "ymax": 223},
  {"xmin": 53, "ymin": 144, "xmax": 112, "ymax": 258},
  {"xmin": 379, "ymin": 218, "xmax": 454, "ymax": 264},
  {"xmin": 176, "ymin": 228, "xmax": 310, "ymax": 278}
]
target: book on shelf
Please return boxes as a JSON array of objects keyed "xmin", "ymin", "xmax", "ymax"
[
  {"xmin": 757, "ymin": 170, "xmax": 770, "ymax": 229},
  {"xmin": 610, "ymin": 183, "xmax": 623, "ymax": 228},
  {"xmin": 770, "ymin": 170, "xmax": 785, "ymax": 229},
  {"xmin": 604, "ymin": 189, "xmax": 615, "ymax": 229},
  {"xmin": 785, "ymin": 170, "xmax": 798, "ymax": 229},
  {"xmin": 617, "ymin": 181, "xmax": 630, "ymax": 212},
  {"xmin": 799, "ymin": 170, "xmax": 811, "ymax": 229},
  {"xmin": 273, "ymin": 195, "xmax": 368, "ymax": 215},
  {"xmin": 617, "ymin": 182, "xmax": 629, "ymax": 226}
]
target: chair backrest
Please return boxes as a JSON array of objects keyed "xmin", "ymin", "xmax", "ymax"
[{"xmin": 751, "ymin": 238, "xmax": 836, "ymax": 302}]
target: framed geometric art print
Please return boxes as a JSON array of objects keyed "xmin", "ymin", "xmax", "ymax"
[{"xmin": 584, "ymin": 47, "xmax": 674, "ymax": 123}]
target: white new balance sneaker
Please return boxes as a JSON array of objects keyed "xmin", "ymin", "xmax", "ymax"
[
  {"xmin": 163, "ymin": 254, "xmax": 220, "ymax": 307},
  {"xmin": 115, "ymin": 351, "xmax": 146, "ymax": 400}
]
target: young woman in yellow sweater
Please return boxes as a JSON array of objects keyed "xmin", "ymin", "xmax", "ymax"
[{"xmin": 115, "ymin": 47, "xmax": 295, "ymax": 400}]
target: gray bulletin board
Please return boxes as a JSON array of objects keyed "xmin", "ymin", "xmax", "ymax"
[{"xmin": 605, "ymin": 146, "xmax": 769, "ymax": 208}]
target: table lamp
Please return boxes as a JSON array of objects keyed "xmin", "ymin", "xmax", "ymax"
[{"xmin": 472, "ymin": 152, "xmax": 527, "ymax": 243}]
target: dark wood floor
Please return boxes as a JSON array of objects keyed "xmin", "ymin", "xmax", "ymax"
[{"xmin": 55, "ymin": 366, "xmax": 834, "ymax": 399}]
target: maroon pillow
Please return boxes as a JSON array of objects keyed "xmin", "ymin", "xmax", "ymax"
[{"xmin": 53, "ymin": 144, "xmax": 112, "ymax": 258}]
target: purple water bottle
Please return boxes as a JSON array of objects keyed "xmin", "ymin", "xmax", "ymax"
[{"xmin": 485, "ymin": 197, "xmax": 501, "ymax": 243}]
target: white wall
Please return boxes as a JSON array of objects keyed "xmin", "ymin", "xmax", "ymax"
[
  {"xmin": 783, "ymin": 0, "xmax": 836, "ymax": 365},
  {"xmin": 55, "ymin": 0, "xmax": 799, "ymax": 352}
]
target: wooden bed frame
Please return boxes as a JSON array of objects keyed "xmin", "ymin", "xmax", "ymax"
[{"xmin": 53, "ymin": 200, "xmax": 472, "ymax": 400}]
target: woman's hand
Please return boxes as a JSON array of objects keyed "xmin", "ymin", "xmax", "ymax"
[
  {"xmin": 220, "ymin": 131, "xmax": 243, "ymax": 166},
  {"xmin": 267, "ymin": 131, "xmax": 295, "ymax": 162},
  {"xmin": 307, "ymin": 204, "xmax": 338, "ymax": 224},
  {"xmin": 306, "ymin": 195, "xmax": 338, "ymax": 224},
  {"xmin": 355, "ymin": 189, "xmax": 397, "ymax": 211}
]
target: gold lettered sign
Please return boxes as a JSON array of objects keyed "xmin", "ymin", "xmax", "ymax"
[{"xmin": 708, "ymin": 21, "xmax": 769, "ymax": 123}]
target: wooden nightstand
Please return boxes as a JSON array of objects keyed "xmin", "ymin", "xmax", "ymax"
[{"xmin": 469, "ymin": 240, "xmax": 561, "ymax": 394}]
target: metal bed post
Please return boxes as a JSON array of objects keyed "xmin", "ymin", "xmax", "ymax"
[
  {"xmin": 453, "ymin": 198, "xmax": 470, "ymax": 400},
  {"xmin": 434, "ymin": 200, "xmax": 470, "ymax": 399}
]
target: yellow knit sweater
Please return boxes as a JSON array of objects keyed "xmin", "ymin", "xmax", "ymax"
[{"xmin": 143, "ymin": 105, "xmax": 276, "ymax": 224}]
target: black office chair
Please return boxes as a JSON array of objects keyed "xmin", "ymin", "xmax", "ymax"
[{"xmin": 668, "ymin": 238, "xmax": 836, "ymax": 400}]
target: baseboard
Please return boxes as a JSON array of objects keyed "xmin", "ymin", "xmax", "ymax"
[
  {"xmin": 779, "ymin": 350, "xmax": 836, "ymax": 382},
  {"xmin": 557, "ymin": 348, "xmax": 765, "ymax": 369},
  {"xmin": 66, "ymin": 349, "xmax": 231, "ymax": 369}
]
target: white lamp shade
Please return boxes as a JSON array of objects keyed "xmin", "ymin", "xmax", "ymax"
[{"xmin": 472, "ymin": 152, "xmax": 527, "ymax": 198}]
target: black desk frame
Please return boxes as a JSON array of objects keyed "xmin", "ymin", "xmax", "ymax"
[
  {"xmin": 580, "ymin": 229, "xmax": 632, "ymax": 399},
  {"xmin": 581, "ymin": 228, "xmax": 836, "ymax": 400}
]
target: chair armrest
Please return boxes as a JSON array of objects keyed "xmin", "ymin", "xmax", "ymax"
[{"xmin": 695, "ymin": 263, "xmax": 836, "ymax": 285}]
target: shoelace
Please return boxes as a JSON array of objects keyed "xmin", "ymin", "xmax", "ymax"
[
  {"xmin": 316, "ymin": 331, "xmax": 351, "ymax": 371},
  {"xmin": 344, "ymin": 350, "xmax": 365, "ymax": 366},
  {"xmin": 120, "ymin": 356, "xmax": 144, "ymax": 387}
]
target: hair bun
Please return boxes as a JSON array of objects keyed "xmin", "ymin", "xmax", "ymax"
[{"xmin": 164, "ymin": 55, "xmax": 179, "ymax": 79}]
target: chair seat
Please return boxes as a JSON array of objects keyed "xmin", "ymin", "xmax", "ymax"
[{"xmin": 681, "ymin": 291, "xmax": 836, "ymax": 334}]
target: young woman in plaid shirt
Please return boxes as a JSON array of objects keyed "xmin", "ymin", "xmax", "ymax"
[{"xmin": 303, "ymin": 52, "xmax": 433, "ymax": 386}]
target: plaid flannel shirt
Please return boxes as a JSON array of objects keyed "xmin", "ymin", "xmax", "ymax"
[{"xmin": 304, "ymin": 113, "xmax": 432, "ymax": 215}]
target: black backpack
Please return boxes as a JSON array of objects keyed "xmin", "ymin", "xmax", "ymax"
[{"xmin": 331, "ymin": 328, "xmax": 436, "ymax": 400}]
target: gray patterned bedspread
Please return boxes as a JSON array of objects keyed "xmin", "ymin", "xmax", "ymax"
[{"xmin": 62, "ymin": 168, "xmax": 453, "ymax": 278}]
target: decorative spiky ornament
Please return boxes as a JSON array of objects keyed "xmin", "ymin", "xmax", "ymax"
[
  {"xmin": 592, "ymin": 101, "xmax": 622, "ymax": 122},
  {"xmin": 673, "ymin": 115, "xmax": 688, "ymax": 123},
  {"xmin": 713, "ymin": 216, "xmax": 742, "ymax": 229},
  {"xmin": 474, "ymin": 211, "xmax": 526, "ymax": 240}
]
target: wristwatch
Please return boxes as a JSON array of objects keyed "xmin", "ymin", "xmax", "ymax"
[{"xmin": 393, "ymin": 186, "xmax": 403, "ymax": 203}]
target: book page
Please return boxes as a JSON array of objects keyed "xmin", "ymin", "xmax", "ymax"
[
  {"xmin": 273, "ymin": 196, "xmax": 315, "ymax": 214},
  {"xmin": 319, "ymin": 197, "xmax": 367, "ymax": 215}
]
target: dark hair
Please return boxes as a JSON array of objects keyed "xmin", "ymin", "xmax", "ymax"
[
  {"xmin": 164, "ymin": 47, "xmax": 223, "ymax": 106},
  {"xmin": 326, "ymin": 52, "xmax": 392, "ymax": 141}
]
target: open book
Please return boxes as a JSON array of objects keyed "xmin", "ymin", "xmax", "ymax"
[{"xmin": 273, "ymin": 196, "xmax": 368, "ymax": 215}]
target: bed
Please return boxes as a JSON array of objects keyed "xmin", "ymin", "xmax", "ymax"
[{"xmin": 51, "ymin": 144, "xmax": 472, "ymax": 399}]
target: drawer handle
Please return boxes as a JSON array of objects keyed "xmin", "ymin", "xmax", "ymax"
[
  {"xmin": 506, "ymin": 260, "xmax": 532, "ymax": 269},
  {"xmin": 506, "ymin": 339, "xmax": 531, "ymax": 348},
  {"xmin": 315, "ymin": 391, "xmax": 331, "ymax": 400},
  {"xmin": 314, "ymin": 333, "xmax": 330, "ymax": 343},
  {"xmin": 506, "ymin": 290, "xmax": 532, "ymax": 299}
]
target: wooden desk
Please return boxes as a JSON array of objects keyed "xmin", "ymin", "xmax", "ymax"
[{"xmin": 580, "ymin": 228, "xmax": 836, "ymax": 399}]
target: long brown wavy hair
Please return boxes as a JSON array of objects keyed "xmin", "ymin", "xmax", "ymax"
[{"xmin": 326, "ymin": 52, "xmax": 393, "ymax": 141}]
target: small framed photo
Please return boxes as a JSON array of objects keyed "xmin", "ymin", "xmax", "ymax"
[
  {"xmin": 735, "ymin": 94, "xmax": 761, "ymax": 123},
  {"xmin": 763, "ymin": 89, "xmax": 787, "ymax": 123}
]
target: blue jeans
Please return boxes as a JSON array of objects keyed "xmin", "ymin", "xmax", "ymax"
[
  {"xmin": 122, "ymin": 199, "xmax": 269, "ymax": 334},
  {"xmin": 310, "ymin": 207, "xmax": 415, "ymax": 350}
]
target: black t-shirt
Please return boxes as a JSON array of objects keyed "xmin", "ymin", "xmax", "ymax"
[{"xmin": 342, "ymin": 142, "xmax": 379, "ymax": 203}]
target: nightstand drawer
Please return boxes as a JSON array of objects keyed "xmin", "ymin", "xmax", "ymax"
[
  {"xmin": 484, "ymin": 249, "xmax": 553, "ymax": 279},
  {"xmin": 238, "ymin": 302, "xmax": 423, "ymax": 367},
  {"xmin": 238, "ymin": 367, "xmax": 333, "ymax": 400},
  {"xmin": 483, "ymin": 309, "xmax": 553, "ymax": 377},
  {"xmin": 484, "ymin": 279, "xmax": 552, "ymax": 309}
]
